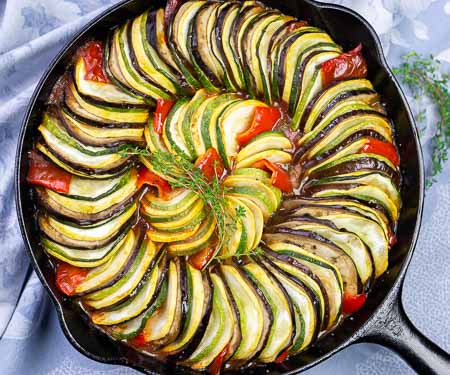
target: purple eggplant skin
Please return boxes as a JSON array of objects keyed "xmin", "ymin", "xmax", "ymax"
[
  {"xmin": 125, "ymin": 21, "xmax": 172, "ymax": 96},
  {"xmin": 215, "ymin": 265, "xmax": 242, "ymax": 363},
  {"xmin": 38, "ymin": 210, "xmax": 137, "ymax": 250},
  {"xmin": 258, "ymin": 244, "xmax": 330, "ymax": 331},
  {"xmin": 280, "ymin": 196, "xmax": 392, "ymax": 227},
  {"xmin": 306, "ymin": 156, "xmax": 401, "ymax": 187},
  {"xmin": 293, "ymin": 109, "xmax": 390, "ymax": 160},
  {"xmin": 74, "ymin": 221, "xmax": 146, "ymax": 298},
  {"xmin": 173, "ymin": 270, "xmax": 214, "ymax": 361},
  {"xmin": 57, "ymin": 107, "xmax": 145, "ymax": 148},
  {"xmin": 103, "ymin": 243, "xmax": 168, "ymax": 312},
  {"xmin": 36, "ymin": 187, "xmax": 136, "ymax": 224},
  {"xmin": 213, "ymin": 2, "xmax": 241, "ymax": 90},
  {"xmin": 189, "ymin": 3, "xmax": 223, "ymax": 87},
  {"xmin": 40, "ymin": 139, "xmax": 134, "ymax": 176},
  {"xmin": 300, "ymin": 81, "xmax": 378, "ymax": 130},
  {"xmin": 261, "ymin": 251, "xmax": 323, "ymax": 345},
  {"xmin": 299, "ymin": 129, "xmax": 388, "ymax": 169},
  {"xmin": 61, "ymin": 103, "xmax": 145, "ymax": 129}
]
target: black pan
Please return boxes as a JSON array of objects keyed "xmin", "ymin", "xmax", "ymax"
[{"xmin": 14, "ymin": 0, "xmax": 450, "ymax": 374}]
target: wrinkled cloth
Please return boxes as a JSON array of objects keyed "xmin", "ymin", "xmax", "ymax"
[{"xmin": 0, "ymin": 0, "xmax": 448, "ymax": 374}]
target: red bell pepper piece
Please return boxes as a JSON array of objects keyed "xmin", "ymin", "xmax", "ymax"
[
  {"xmin": 286, "ymin": 20, "xmax": 308, "ymax": 33},
  {"xmin": 189, "ymin": 243, "xmax": 217, "ymax": 271},
  {"xmin": 27, "ymin": 150, "xmax": 72, "ymax": 193},
  {"xmin": 252, "ymin": 159, "xmax": 293, "ymax": 193},
  {"xmin": 209, "ymin": 344, "xmax": 229, "ymax": 375},
  {"xmin": 236, "ymin": 106, "xmax": 281, "ymax": 146},
  {"xmin": 275, "ymin": 349, "xmax": 289, "ymax": 363},
  {"xmin": 153, "ymin": 99, "xmax": 175, "ymax": 134},
  {"xmin": 128, "ymin": 332, "xmax": 147, "ymax": 347},
  {"xmin": 55, "ymin": 262, "xmax": 89, "ymax": 296},
  {"xmin": 388, "ymin": 230, "xmax": 397, "ymax": 247},
  {"xmin": 321, "ymin": 44, "xmax": 367, "ymax": 87},
  {"xmin": 79, "ymin": 41, "xmax": 109, "ymax": 83},
  {"xmin": 194, "ymin": 148, "xmax": 225, "ymax": 181},
  {"xmin": 342, "ymin": 292, "xmax": 367, "ymax": 314},
  {"xmin": 137, "ymin": 167, "xmax": 172, "ymax": 198},
  {"xmin": 360, "ymin": 138, "xmax": 400, "ymax": 167}
]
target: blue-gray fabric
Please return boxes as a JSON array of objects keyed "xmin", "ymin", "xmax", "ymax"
[{"xmin": 0, "ymin": 1, "xmax": 448, "ymax": 374}]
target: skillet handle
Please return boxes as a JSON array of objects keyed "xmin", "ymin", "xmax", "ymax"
[{"xmin": 361, "ymin": 292, "xmax": 450, "ymax": 375}]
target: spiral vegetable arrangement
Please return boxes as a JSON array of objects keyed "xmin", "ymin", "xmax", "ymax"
[{"xmin": 27, "ymin": 1, "xmax": 401, "ymax": 373}]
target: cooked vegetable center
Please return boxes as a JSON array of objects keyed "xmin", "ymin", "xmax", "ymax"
[{"xmin": 27, "ymin": 1, "xmax": 401, "ymax": 374}]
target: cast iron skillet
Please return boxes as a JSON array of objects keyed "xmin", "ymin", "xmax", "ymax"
[{"xmin": 14, "ymin": 0, "xmax": 450, "ymax": 374}]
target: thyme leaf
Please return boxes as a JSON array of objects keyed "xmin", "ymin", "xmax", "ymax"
[{"xmin": 393, "ymin": 52, "xmax": 450, "ymax": 188}]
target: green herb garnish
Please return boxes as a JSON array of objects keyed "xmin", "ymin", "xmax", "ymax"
[
  {"xmin": 119, "ymin": 145, "xmax": 248, "ymax": 260},
  {"xmin": 393, "ymin": 52, "xmax": 450, "ymax": 188}
]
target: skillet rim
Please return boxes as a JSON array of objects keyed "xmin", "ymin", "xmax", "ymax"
[{"xmin": 14, "ymin": 0, "xmax": 425, "ymax": 373}]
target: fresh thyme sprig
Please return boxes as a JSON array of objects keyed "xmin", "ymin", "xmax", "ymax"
[
  {"xmin": 393, "ymin": 52, "xmax": 450, "ymax": 188},
  {"xmin": 119, "ymin": 145, "xmax": 246, "ymax": 256}
]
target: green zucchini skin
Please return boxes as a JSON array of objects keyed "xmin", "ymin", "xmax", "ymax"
[{"xmin": 26, "ymin": 0, "xmax": 403, "ymax": 372}]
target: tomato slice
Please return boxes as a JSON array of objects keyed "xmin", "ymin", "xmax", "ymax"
[
  {"xmin": 252, "ymin": 159, "xmax": 293, "ymax": 193},
  {"xmin": 55, "ymin": 262, "xmax": 89, "ymax": 296},
  {"xmin": 154, "ymin": 99, "xmax": 175, "ymax": 135},
  {"xmin": 388, "ymin": 230, "xmax": 397, "ymax": 247},
  {"xmin": 360, "ymin": 138, "xmax": 400, "ymax": 167},
  {"xmin": 286, "ymin": 20, "xmax": 308, "ymax": 33},
  {"xmin": 236, "ymin": 106, "xmax": 281, "ymax": 146},
  {"xmin": 209, "ymin": 344, "xmax": 229, "ymax": 375},
  {"xmin": 189, "ymin": 243, "xmax": 217, "ymax": 270},
  {"xmin": 342, "ymin": 292, "xmax": 367, "ymax": 314},
  {"xmin": 321, "ymin": 44, "xmax": 367, "ymax": 87},
  {"xmin": 79, "ymin": 41, "xmax": 109, "ymax": 83},
  {"xmin": 137, "ymin": 167, "xmax": 172, "ymax": 198},
  {"xmin": 275, "ymin": 349, "xmax": 289, "ymax": 363},
  {"xmin": 27, "ymin": 150, "xmax": 72, "ymax": 193},
  {"xmin": 128, "ymin": 332, "xmax": 147, "ymax": 347},
  {"xmin": 194, "ymin": 148, "xmax": 225, "ymax": 181}
]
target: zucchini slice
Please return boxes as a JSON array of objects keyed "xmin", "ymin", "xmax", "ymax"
[
  {"xmin": 74, "ymin": 228, "xmax": 138, "ymax": 295},
  {"xmin": 59, "ymin": 107, "xmax": 145, "ymax": 147},
  {"xmin": 262, "ymin": 258, "xmax": 319, "ymax": 354},
  {"xmin": 302, "ymin": 78, "xmax": 376, "ymax": 133},
  {"xmin": 65, "ymin": 77, "xmax": 149, "ymax": 124},
  {"xmin": 291, "ymin": 50, "xmax": 341, "ymax": 130},
  {"xmin": 221, "ymin": 264, "xmax": 271, "ymax": 365},
  {"xmin": 140, "ymin": 258, "xmax": 183, "ymax": 348},
  {"xmin": 235, "ymin": 131, "xmax": 292, "ymax": 163},
  {"xmin": 40, "ymin": 170, "xmax": 137, "ymax": 221},
  {"xmin": 84, "ymin": 237, "xmax": 158, "ymax": 309},
  {"xmin": 45, "ymin": 203, "xmax": 136, "ymax": 242},
  {"xmin": 185, "ymin": 271, "xmax": 237, "ymax": 370},
  {"xmin": 114, "ymin": 23, "xmax": 172, "ymax": 99},
  {"xmin": 265, "ymin": 240, "xmax": 343, "ymax": 328},
  {"xmin": 74, "ymin": 56, "xmax": 145, "ymax": 105},
  {"xmin": 95, "ymin": 249, "xmax": 168, "ymax": 328},
  {"xmin": 242, "ymin": 259, "xmax": 293, "ymax": 363},
  {"xmin": 161, "ymin": 263, "xmax": 211, "ymax": 354},
  {"xmin": 167, "ymin": 214, "xmax": 216, "ymax": 256},
  {"xmin": 224, "ymin": 175, "xmax": 279, "ymax": 218},
  {"xmin": 162, "ymin": 98, "xmax": 193, "ymax": 159},
  {"xmin": 131, "ymin": 11, "xmax": 183, "ymax": 95},
  {"xmin": 215, "ymin": 2, "xmax": 243, "ymax": 91},
  {"xmin": 282, "ymin": 204, "xmax": 388, "ymax": 278},
  {"xmin": 217, "ymin": 99, "xmax": 268, "ymax": 170},
  {"xmin": 41, "ymin": 231, "xmax": 127, "ymax": 268}
]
